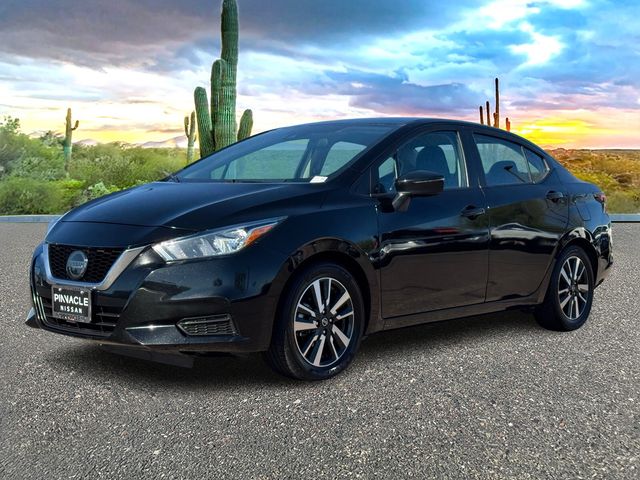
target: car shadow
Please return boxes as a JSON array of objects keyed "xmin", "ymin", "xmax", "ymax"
[
  {"xmin": 360, "ymin": 309, "xmax": 539, "ymax": 357},
  {"xmin": 45, "ymin": 310, "xmax": 540, "ymax": 389}
]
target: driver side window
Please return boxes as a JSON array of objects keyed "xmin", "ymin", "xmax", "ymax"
[{"xmin": 372, "ymin": 130, "xmax": 467, "ymax": 194}]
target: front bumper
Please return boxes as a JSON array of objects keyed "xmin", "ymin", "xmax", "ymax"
[{"xmin": 27, "ymin": 242, "xmax": 290, "ymax": 354}]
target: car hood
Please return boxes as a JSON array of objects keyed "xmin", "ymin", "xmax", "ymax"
[{"xmin": 60, "ymin": 181, "xmax": 327, "ymax": 232}]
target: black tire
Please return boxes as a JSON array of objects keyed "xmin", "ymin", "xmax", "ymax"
[
  {"xmin": 535, "ymin": 245, "xmax": 594, "ymax": 331},
  {"xmin": 264, "ymin": 262, "xmax": 365, "ymax": 380}
]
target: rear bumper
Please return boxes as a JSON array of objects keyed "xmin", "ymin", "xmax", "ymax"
[
  {"xmin": 27, "ymin": 241, "xmax": 289, "ymax": 354},
  {"xmin": 595, "ymin": 221, "xmax": 614, "ymax": 287}
]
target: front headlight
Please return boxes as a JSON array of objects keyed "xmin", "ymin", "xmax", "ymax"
[{"xmin": 152, "ymin": 217, "xmax": 285, "ymax": 262}]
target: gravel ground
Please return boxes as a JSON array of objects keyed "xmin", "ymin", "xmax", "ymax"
[{"xmin": 0, "ymin": 223, "xmax": 638, "ymax": 479}]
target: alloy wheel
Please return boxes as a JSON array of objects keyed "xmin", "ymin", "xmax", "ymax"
[
  {"xmin": 557, "ymin": 255, "xmax": 590, "ymax": 320},
  {"xmin": 293, "ymin": 277, "xmax": 355, "ymax": 367}
]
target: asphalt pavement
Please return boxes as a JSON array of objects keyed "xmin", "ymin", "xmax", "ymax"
[{"xmin": 0, "ymin": 223, "xmax": 638, "ymax": 479}]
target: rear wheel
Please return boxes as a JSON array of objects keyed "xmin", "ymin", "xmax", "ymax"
[
  {"xmin": 264, "ymin": 262, "xmax": 365, "ymax": 380},
  {"xmin": 535, "ymin": 245, "xmax": 594, "ymax": 331}
]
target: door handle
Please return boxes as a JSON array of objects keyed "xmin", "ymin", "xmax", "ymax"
[
  {"xmin": 546, "ymin": 190, "xmax": 565, "ymax": 202},
  {"xmin": 460, "ymin": 205, "xmax": 486, "ymax": 219}
]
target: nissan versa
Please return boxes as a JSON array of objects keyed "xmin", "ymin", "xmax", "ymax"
[{"xmin": 27, "ymin": 118, "xmax": 613, "ymax": 380}]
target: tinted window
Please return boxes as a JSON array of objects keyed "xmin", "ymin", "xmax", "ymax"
[
  {"xmin": 225, "ymin": 139, "xmax": 308, "ymax": 180},
  {"xmin": 321, "ymin": 141, "xmax": 367, "ymax": 176},
  {"xmin": 178, "ymin": 124, "xmax": 394, "ymax": 182},
  {"xmin": 372, "ymin": 131, "xmax": 467, "ymax": 193},
  {"xmin": 474, "ymin": 134, "xmax": 531, "ymax": 186},
  {"xmin": 524, "ymin": 149, "xmax": 549, "ymax": 182}
]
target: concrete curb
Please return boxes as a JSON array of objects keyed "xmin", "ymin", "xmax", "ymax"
[
  {"xmin": 610, "ymin": 214, "xmax": 640, "ymax": 222},
  {"xmin": 1, "ymin": 214, "xmax": 639, "ymax": 223},
  {"xmin": 0, "ymin": 215, "xmax": 60, "ymax": 223}
]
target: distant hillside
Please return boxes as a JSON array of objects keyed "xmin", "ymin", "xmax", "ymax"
[
  {"xmin": 28, "ymin": 134, "xmax": 189, "ymax": 149},
  {"xmin": 549, "ymin": 149, "xmax": 640, "ymax": 213},
  {"xmin": 76, "ymin": 138, "xmax": 99, "ymax": 146},
  {"xmin": 139, "ymin": 136, "xmax": 187, "ymax": 149}
]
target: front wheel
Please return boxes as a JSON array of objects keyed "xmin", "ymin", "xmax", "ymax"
[
  {"xmin": 535, "ymin": 245, "xmax": 594, "ymax": 331},
  {"xmin": 264, "ymin": 262, "xmax": 365, "ymax": 380}
]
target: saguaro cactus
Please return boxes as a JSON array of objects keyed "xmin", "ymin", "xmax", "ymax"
[
  {"xmin": 194, "ymin": 0, "xmax": 253, "ymax": 158},
  {"xmin": 184, "ymin": 111, "xmax": 197, "ymax": 163},
  {"xmin": 477, "ymin": 78, "xmax": 512, "ymax": 131},
  {"xmin": 493, "ymin": 78, "xmax": 500, "ymax": 128},
  {"xmin": 63, "ymin": 108, "xmax": 79, "ymax": 164}
]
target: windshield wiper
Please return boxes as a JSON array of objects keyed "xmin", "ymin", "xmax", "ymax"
[{"xmin": 220, "ymin": 179, "xmax": 275, "ymax": 183}]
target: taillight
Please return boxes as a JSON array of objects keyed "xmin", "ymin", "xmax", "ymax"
[{"xmin": 594, "ymin": 192, "xmax": 607, "ymax": 212}]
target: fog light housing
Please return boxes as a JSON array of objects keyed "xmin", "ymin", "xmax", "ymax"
[{"xmin": 177, "ymin": 315, "xmax": 238, "ymax": 336}]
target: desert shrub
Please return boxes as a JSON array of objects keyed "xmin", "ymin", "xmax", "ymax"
[
  {"xmin": 0, "ymin": 177, "xmax": 65, "ymax": 214},
  {"xmin": 0, "ymin": 117, "xmax": 66, "ymax": 181},
  {"xmin": 83, "ymin": 181, "xmax": 120, "ymax": 202},
  {"xmin": 69, "ymin": 144, "xmax": 134, "ymax": 188},
  {"xmin": 58, "ymin": 179, "xmax": 85, "ymax": 209},
  {"xmin": 125, "ymin": 148, "xmax": 187, "ymax": 182},
  {"xmin": 9, "ymin": 152, "xmax": 66, "ymax": 181},
  {"xmin": 69, "ymin": 144, "xmax": 187, "ymax": 189},
  {"xmin": 606, "ymin": 191, "xmax": 640, "ymax": 214},
  {"xmin": 551, "ymin": 149, "xmax": 640, "ymax": 213},
  {"xmin": 571, "ymin": 171, "xmax": 619, "ymax": 192}
]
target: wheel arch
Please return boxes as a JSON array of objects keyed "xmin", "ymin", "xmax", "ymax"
[
  {"xmin": 270, "ymin": 238, "xmax": 381, "ymax": 339},
  {"xmin": 557, "ymin": 228, "xmax": 599, "ymax": 279},
  {"xmin": 534, "ymin": 228, "xmax": 599, "ymax": 304}
]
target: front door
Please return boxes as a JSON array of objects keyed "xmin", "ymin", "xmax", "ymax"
[{"xmin": 374, "ymin": 129, "xmax": 490, "ymax": 319}]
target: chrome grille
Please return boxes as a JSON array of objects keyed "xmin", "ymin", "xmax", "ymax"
[{"xmin": 48, "ymin": 244, "xmax": 124, "ymax": 283}]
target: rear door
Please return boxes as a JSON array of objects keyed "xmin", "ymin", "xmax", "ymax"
[
  {"xmin": 375, "ymin": 127, "xmax": 490, "ymax": 318},
  {"xmin": 469, "ymin": 132, "xmax": 569, "ymax": 301}
]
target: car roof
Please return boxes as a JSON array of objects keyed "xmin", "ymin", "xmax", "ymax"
[
  {"xmin": 284, "ymin": 117, "xmax": 510, "ymax": 131},
  {"xmin": 285, "ymin": 117, "xmax": 476, "ymax": 128},
  {"xmin": 275, "ymin": 117, "xmax": 550, "ymax": 159}
]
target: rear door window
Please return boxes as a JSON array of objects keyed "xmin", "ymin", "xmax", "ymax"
[{"xmin": 474, "ymin": 134, "xmax": 532, "ymax": 186}]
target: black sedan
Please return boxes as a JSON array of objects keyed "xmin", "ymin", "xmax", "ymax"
[{"xmin": 27, "ymin": 118, "xmax": 613, "ymax": 380}]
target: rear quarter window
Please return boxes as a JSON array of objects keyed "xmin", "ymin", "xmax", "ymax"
[{"xmin": 523, "ymin": 149, "xmax": 550, "ymax": 182}]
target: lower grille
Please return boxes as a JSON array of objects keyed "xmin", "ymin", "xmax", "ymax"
[
  {"xmin": 32, "ymin": 285, "xmax": 123, "ymax": 338},
  {"xmin": 177, "ymin": 315, "xmax": 238, "ymax": 336}
]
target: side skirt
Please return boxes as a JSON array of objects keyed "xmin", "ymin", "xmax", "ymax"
[{"xmin": 381, "ymin": 295, "xmax": 541, "ymax": 331}]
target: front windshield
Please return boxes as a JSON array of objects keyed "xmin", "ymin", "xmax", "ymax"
[{"xmin": 176, "ymin": 123, "xmax": 395, "ymax": 183}]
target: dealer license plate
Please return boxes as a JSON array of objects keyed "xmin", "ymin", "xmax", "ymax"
[{"xmin": 51, "ymin": 286, "xmax": 92, "ymax": 323}]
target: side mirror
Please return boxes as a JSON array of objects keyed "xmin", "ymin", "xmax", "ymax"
[{"xmin": 392, "ymin": 170, "xmax": 444, "ymax": 211}]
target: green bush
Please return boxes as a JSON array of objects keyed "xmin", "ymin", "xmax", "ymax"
[
  {"xmin": 83, "ymin": 181, "xmax": 120, "ymax": 202},
  {"xmin": 69, "ymin": 144, "xmax": 187, "ymax": 189},
  {"xmin": 0, "ymin": 118, "xmax": 190, "ymax": 214},
  {"xmin": 606, "ymin": 191, "xmax": 640, "ymax": 214},
  {"xmin": 0, "ymin": 177, "xmax": 65, "ymax": 214},
  {"xmin": 0, "ymin": 117, "xmax": 66, "ymax": 180}
]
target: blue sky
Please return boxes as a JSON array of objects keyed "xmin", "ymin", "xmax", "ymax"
[{"xmin": 0, "ymin": 0, "xmax": 638, "ymax": 147}]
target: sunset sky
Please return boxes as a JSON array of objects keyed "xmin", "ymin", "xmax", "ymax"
[{"xmin": 0, "ymin": 0, "xmax": 638, "ymax": 148}]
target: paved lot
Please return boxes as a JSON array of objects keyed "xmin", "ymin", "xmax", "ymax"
[{"xmin": 0, "ymin": 223, "xmax": 638, "ymax": 479}]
